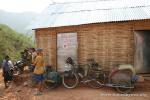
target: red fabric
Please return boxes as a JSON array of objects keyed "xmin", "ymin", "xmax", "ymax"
[{"xmin": 109, "ymin": 67, "xmax": 119, "ymax": 78}]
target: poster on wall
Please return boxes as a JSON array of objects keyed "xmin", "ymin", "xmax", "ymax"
[{"xmin": 58, "ymin": 33, "xmax": 77, "ymax": 49}]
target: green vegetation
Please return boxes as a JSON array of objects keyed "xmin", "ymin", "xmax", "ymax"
[{"xmin": 0, "ymin": 24, "xmax": 34, "ymax": 64}]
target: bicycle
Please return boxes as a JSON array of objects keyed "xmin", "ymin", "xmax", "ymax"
[
  {"xmin": 92, "ymin": 64, "xmax": 136, "ymax": 94},
  {"xmin": 62, "ymin": 57, "xmax": 102, "ymax": 89},
  {"xmin": 62, "ymin": 57, "xmax": 136, "ymax": 94}
]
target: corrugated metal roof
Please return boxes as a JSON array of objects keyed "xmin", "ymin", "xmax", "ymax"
[{"xmin": 29, "ymin": 0, "xmax": 150, "ymax": 29}]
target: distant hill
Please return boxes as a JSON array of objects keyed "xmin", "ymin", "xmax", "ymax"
[
  {"xmin": 0, "ymin": 24, "xmax": 34, "ymax": 63},
  {"xmin": 0, "ymin": 10, "xmax": 39, "ymax": 34}
]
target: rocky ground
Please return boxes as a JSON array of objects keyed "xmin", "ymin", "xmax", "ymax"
[{"xmin": 0, "ymin": 71, "xmax": 150, "ymax": 100}]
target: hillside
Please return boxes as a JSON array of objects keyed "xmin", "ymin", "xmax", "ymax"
[
  {"xmin": 0, "ymin": 24, "xmax": 34, "ymax": 63},
  {"xmin": 0, "ymin": 10, "xmax": 38, "ymax": 34}
]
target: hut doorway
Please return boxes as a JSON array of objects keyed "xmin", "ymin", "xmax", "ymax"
[
  {"xmin": 57, "ymin": 33, "xmax": 78, "ymax": 72},
  {"xmin": 135, "ymin": 30, "xmax": 150, "ymax": 73}
]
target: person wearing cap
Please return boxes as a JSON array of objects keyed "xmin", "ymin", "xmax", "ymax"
[{"xmin": 33, "ymin": 48, "xmax": 45, "ymax": 95}]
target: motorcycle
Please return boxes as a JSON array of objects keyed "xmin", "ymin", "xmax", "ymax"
[{"xmin": 13, "ymin": 59, "xmax": 27, "ymax": 75}]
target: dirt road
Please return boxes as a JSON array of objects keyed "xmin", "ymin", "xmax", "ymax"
[{"xmin": 0, "ymin": 73, "xmax": 150, "ymax": 100}]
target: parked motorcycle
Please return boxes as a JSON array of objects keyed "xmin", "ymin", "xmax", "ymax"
[{"xmin": 13, "ymin": 59, "xmax": 27, "ymax": 75}]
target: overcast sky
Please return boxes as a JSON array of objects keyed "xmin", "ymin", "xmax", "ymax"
[{"xmin": 0, "ymin": 0, "xmax": 95, "ymax": 13}]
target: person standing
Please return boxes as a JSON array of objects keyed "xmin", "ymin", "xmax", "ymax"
[
  {"xmin": 2, "ymin": 55, "xmax": 14, "ymax": 88},
  {"xmin": 30, "ymin": 48, "xmax": 37, "ymax": 72},
  {"xmin": 33, "ymin": 48, "xmax": 45, "ymax": 95},
  {"xmin": 31, "ymin": 48, "xmax": 37, "ymax": 63}
]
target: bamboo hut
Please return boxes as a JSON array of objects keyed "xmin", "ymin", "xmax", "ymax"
[{"xmin": 30, "ymin": 0, "xmax": 150, "ymax": 73}]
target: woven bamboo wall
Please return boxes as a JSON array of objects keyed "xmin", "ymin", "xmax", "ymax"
[
  {"xmin": 35, "ymin": 30, "xmax": 57, "ymax": 69},
  {"xmin": 35, "ymin": 20, "xmax": 150, "ymax": 70},
  {"xmin": 77, "ymin": 28, "xmax": 134, "ymax": 69}
]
